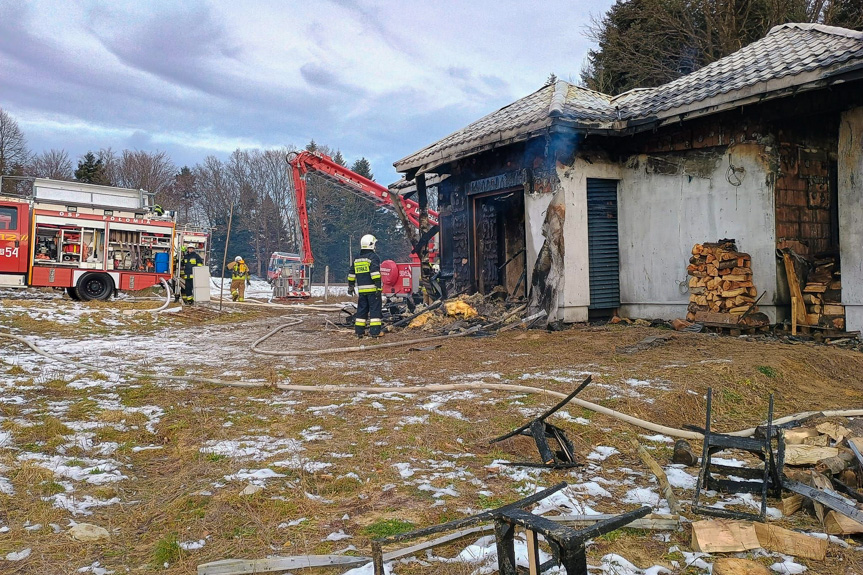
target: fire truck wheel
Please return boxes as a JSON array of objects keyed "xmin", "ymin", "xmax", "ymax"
[
  {"xmin": 76, "ymin": 273, "xmax": 114, "ymax": 301},
  {"xmin": 66, "ymin": 287, "xmax": 81, "ymax": 301}
]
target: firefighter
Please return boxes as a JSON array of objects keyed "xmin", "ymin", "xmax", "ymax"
[
  {"xmin": 181, "ymin": 245, "xmax": 205, "ymax": 304},
  {"xmin": 227, "ymin": 256, "xmax": 251, "ymax": 302},
  {"xmin": 348, "ymin": 234, "xmax": 382, "ymax": 338}
]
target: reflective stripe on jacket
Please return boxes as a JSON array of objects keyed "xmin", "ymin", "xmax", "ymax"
[{"xmin": 348, "ymin": 250, "xmax": 381, "ymax": 294}]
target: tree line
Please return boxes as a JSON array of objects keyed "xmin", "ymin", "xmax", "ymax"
[
  {"xmin": 581, "ymin": 0, "xmax": 863, "ymax": 95},
  {"xmin": 0, "ymin": 107, "xmax": 410, "ymax": 278}
]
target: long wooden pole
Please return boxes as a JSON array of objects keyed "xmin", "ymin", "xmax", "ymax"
[{"xmin": 219, "ymin": 202, "xmax": 235, "ymax": 311}]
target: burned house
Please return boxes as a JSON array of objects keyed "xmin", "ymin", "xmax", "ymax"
[{"xmin": 394, "ymin": 23, "xmax": 863, "ymax": 331}]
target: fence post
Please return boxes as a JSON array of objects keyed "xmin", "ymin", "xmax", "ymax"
[{"xmin": 324, "ymin": 265, "xmax": 329, "ymax": 301}]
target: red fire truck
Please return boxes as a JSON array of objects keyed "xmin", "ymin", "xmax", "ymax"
[{"xmin": 0, "ymin": 177, "xmax": 176, "ymax": 301}]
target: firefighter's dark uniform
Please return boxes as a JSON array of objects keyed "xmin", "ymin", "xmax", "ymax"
[
  {"xmin": 181, "ymin": 249, "xmax": 205, "ymax": 303},
  {"xmin": 348, "ymin": 249, "xmax": 382, "ymax": 337}
]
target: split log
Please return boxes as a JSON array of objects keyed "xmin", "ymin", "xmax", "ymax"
[
  {"xmin": 825, "ymin": 510, "xmax": 863, "ymax": 535},
  {"xmin": 781, "ymin": 494, "xmax": 804, "ymax": 516},
  {"xmin": 712, "ymin": 558, "xmax": 770, "ymax": 575},
  {"xmin": 803, "ymin": 435, "xmax": 829, "ymax": 447},
  {"xmin": 754, "ymin": 522, "xmax": 828, "ymax": 560},
  {"xmin": 784, "ymin": 428, "xmax": 820, "ymax": 445},
  {"xmin": 785, "ymin": 445, "xmax": 839, "ymax": 466}
]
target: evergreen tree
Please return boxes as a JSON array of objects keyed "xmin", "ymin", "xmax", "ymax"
[
  {"xmin": 582, "ymin": 0, "xmax": 863, "ymax": 95},
  {"xmin": 305, "ymin": 139, "xmax": 318, "ymax": 153},
  {"xmin": 332, "ymin": 150, "xmax": 346, "ymax": 166},
  {"xmin": 75, "ymin": 152, "xmax": 111, "ymax": 185},
  {"xmin": 351, "ymin": 157, "xmax": 373, "ymax": 181}
]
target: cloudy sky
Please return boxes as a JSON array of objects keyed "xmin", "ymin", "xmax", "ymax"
[{"xmin": 0, "ymin": 0, "xmax": 613, "ymax": 184}]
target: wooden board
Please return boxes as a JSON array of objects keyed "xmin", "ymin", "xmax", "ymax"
[
  {"xmin": 753, "ymin": 522, "xmax": 827, "ymax": 560},
  {"xmin": 691, "ymin": 520, "xmax": 760, "ymax": 553},
  {"xmin": 783, "ymin": 253, "xmax": 809, "ymax": 326},
  {"xmin": 198, "ymin": 555, "xmax": 371, "ymax": 575}
]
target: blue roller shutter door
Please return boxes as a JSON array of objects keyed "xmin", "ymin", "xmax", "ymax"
[{"xmin": 587, "ymin": 178, "xmax": 620, "ymax": 310}]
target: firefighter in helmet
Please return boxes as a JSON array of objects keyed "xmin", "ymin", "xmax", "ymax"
[
  {"xmin": 181, "ymin": 245, "xmax": 205, "ymax": 304},
  {"xmin": 227, "ymin": 256, "xmax": 251, "ymax": 302},
  {"xmin": 348, "ymin": 234, "xmax": 382, "ymax": 338}
]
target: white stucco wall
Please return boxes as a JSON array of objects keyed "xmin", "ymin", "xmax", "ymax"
[
  {"xmin": 524, "ymin": 191, "xmax": 554, "ymax": 294},
  {"xmin": 554, "ymin": 145, "xmax": 778, "ymax": 322},
  {"xmin": 839, "ymin": 106, "xmax": 863, "ymax": 332}
]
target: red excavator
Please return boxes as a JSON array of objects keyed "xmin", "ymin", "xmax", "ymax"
[{"xmin": 270, "ymin": 151, "xmax": 439, "ymax": 300}]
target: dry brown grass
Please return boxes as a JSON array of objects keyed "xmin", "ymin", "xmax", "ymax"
[{"xmin": 2, "ymin": 295, "xmax": 863, "ymax": 573}]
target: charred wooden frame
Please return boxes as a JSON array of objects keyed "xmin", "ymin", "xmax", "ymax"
[
  {"xmin": 489, "ymin": 377, "xmax": 592, "ymax": 468},
  {"xmin": 692, "ymin": 387, "xmax": 785, "ymax": 522},
  {"xmin": 493, "ymin": 506, "xmax": 651, "ymax": 575}
]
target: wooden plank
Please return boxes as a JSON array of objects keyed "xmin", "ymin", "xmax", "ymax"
[
  {"xmin": 691, "ymin": 520, "xmax": 760, "ymax": 553},
  {"xmin": 548, "ymin": 514, "xmax": 680, "ymax": 531},
  {"xmin": 382, "ymin": 525, "xmax": 492, "ymax": 561},
  {"xmin": 783, "ymin": 253, "xmax": 809, "ymax": 326},
  {"xmin": 198, "ymin": 555, "xmax": 371, "ymax": 575},
  {"xmin": 785, "ymin": 444, "xmax": 839, "ymax": 466},
  {"xmin": 525, "ymin": 529, "xmax": 540, "ymax": 575},
  {"xmin": 791, "ymin": 296, "xmax": 798, "ymax": 335},
  {"xmin": 630, "ymin": 439, "xmax": 682, "ymax": 514},
  {"xmin": 753, "ymin": 522, "xmax": 827, "ymax": 560}
]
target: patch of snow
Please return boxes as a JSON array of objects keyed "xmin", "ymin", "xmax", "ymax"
[
  {"xmin": 45, "ymin": 493, "xmax": 121, "ymax": 516},
  {"xmin": 200, "ymin": 436, "xmax": 303, "ymax": 460},
  {"xmin": 532, "ymin": 486, "xmax": 600, "ymax": 515},
  {"xmin": 664, "ymin": 465, "xmax": 697, "ymax": 490},
  {"xmin": 393, "ymin": 462, "xmax": 415, "ymax": 478},
  {"xmin": 5, "ymin": 548, "xmax": 31, "ymax": 561},
  {"xmin": 571, "ymin": 481, "xmax": 612, "ymax": 498},
  {"xmin": 622, "ymin": 487, "xmax": 660, "ymax": 506},
  {"xmin": 179, "ymin": 539, "xmax": 206, "ymax": 551},
  {"xmin": 640, "ymin": 434, "xmax": 673, "ymax": 443},
  {"xmin": 324, "ymin": 530, "xmax": 352, "ymax": 541},
  {"xmin": 587, "ymin": 446, "xmax": 619, "ymax": 461}
]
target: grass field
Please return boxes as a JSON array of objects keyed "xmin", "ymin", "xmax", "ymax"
[{"xmin": 1, "ymin": 288, "xmax": 862, "ymax": 574}]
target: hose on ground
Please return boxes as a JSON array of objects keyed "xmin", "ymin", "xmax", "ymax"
[
  {"xmin": 123, "ymin": 279, "xmax": 174, "ymax": 314},
  {"xmin": 4, "ymin": 330, "xmax": 863, "ymax": 441}
]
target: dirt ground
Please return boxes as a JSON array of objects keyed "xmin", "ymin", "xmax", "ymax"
[{"xmin": 2, "ymin": 290, "xmax": 863, "ymax": 574}]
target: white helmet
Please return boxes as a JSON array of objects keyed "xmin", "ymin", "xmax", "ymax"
[
  {"xmin": 235, "ymin": 256, "xmax": 243, "ymax": 262},
  {"xmin": 360, "ymin": 234, "xmax": 377, "ymax": 250}
]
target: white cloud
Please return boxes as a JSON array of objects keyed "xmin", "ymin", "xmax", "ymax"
[{"xmin": 0, "ymin": 0, "xmax": 613, "ymax": 182}]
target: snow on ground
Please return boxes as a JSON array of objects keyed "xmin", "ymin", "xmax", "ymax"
[{"xmin": 0, "ymin": 290, "xmax": 834, "ymax": 574}]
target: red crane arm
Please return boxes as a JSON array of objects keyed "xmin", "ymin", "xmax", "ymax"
[{"xmin": 287, "ymin": 151, "xmax": 439, "ymax": 267}]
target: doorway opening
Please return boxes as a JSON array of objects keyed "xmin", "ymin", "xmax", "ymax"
[{"xmin": 472, "ymin": 189, "xmax": 526, "ymax": 297}]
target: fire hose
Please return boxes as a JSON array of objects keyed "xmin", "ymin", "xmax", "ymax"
[
  {"xmin": 122, "ymin": 279, "xmax": 174, "ymax": 314},
  {"xmin": 3, "ymin": 318, "xmax": 863, "ymax": 440}
]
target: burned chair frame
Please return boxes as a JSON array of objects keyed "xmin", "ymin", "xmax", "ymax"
[
  {"xmin": 489, "ymin": 376, "xmax": 592, "ymax": 469},
  {"xmin": 691, "ymin": 387, "xmax": 785, "ymax": 521}
]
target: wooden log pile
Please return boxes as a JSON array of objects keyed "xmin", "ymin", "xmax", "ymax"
[
  {"xmin": 802, "ymin": 255, "xmax": 844, "ymax": 330},
  {"xmin": 686, "ymin": 240, "xmax": 758, "ymax": 322}
]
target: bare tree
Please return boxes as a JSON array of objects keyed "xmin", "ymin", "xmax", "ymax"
[
  {"xmin": 113, "ymin": 149, "xmax": 177, "ymax": 199},
  {"xmin": 0, "ymin": 107, "xmax": 30, "ymax": 175},
  {"xmin": 28, "ymin": 149, "xmax": 74, "ymax": 180}
]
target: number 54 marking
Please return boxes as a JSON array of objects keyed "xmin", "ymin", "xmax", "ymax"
[{"xmin": 1, "ymin": 247, "xmax": 19, "ymax": 258}]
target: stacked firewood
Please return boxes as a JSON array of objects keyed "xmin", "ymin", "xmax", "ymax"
[
  {"xmin": 686, "ymin": 240, "xmax": 757, "ymax": 321},
  {"xmin": 802, "ymin": 255, "xmax": 844, "ymax": 330}
]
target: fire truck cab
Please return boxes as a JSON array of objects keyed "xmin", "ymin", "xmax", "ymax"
[{"xmin": 0, "ymin": 177, "xmax": 176, "ymax": 300}]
